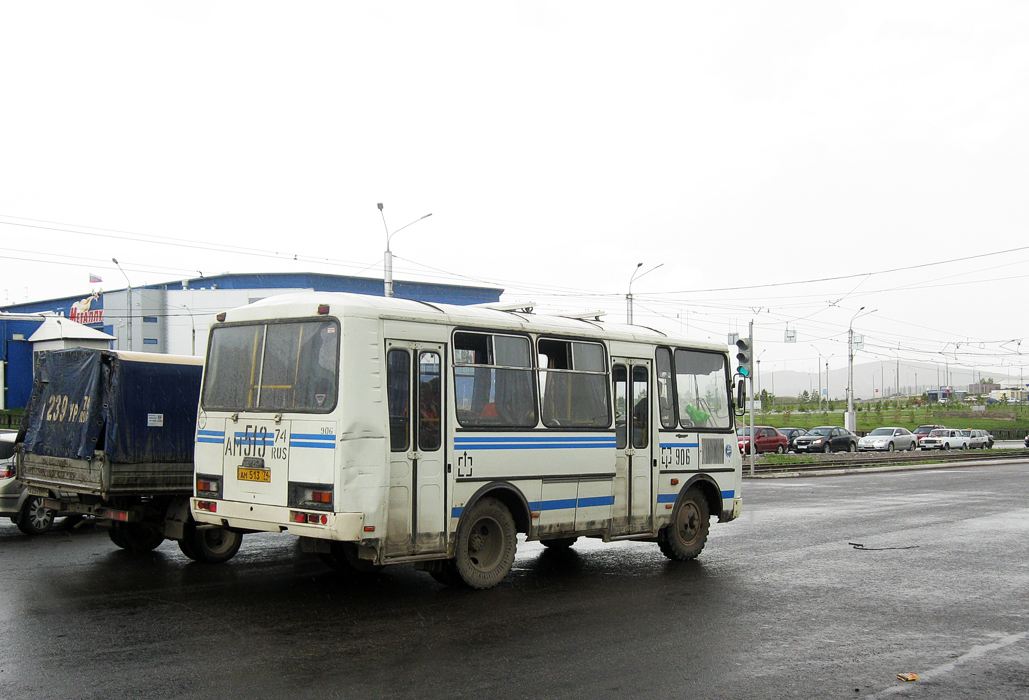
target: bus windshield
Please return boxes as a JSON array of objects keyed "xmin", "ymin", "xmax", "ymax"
[{"xmin": 202, "ymin": 319, "xmax": 339, "ymax": 412}]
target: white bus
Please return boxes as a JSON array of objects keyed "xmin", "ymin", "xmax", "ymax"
[{"xmin": 192, "ymin": 293, "xmax": 744, "ymax": 588}]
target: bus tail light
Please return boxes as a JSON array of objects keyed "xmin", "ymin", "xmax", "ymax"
[
  {"xmin": 288, "ymin": 482, "xmax": 333, "ymax": 511},
  {"xmin": 291, "ymin": 511, "xmax": 328, "ymax": 525},
  {"xmin": 196, "ymin": 474, "xmax": 222, "ymax": 498},
  {"xmin": 197, "ymin": 500, "xmax": 218, "ymax": 513}
]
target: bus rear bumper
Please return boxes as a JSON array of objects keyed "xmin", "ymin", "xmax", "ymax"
[{"xmin": 191, "ymin": 499, "xmax": 365, "ymax": 541}]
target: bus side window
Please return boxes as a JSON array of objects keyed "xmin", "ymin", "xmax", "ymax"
[{"xmin": 387, "ymin": 349, "xmax": 410, "ymax": 452}]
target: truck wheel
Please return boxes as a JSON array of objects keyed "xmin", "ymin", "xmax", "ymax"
[
  {"xmin": 190, "ymin": 526, "xmax": 242, "ymax": 564},
  {"xmin": 109, "ymin": 524, "xmax": 129, "ymax": 549},
  {"xmin": 453, "ymin": 497, "xmax": 517, "ymax": 589},
  {"xmin": 114, "ymin": 522, "xmax": 165, "ymax": 553},
  {"xmin": 16, "ymin": 497, "xmax": 55, "ymax": 535},
  {"xmin": 657, "ymin": 487, "xmax": 709, "ymax": 561}
]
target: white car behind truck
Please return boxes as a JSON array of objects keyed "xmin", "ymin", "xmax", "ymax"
[
  {"xmin": 1, "ymin": 431, "xmax": 62, "ymax": 534},
  {"xmin": 919, "ymin": 428, "xmax": 969, "ymax": 450}
]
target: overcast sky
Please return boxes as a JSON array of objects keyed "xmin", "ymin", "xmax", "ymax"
[{"xmin": 2, "ymin": 1, "xmax": 1028, "ymax": 388}]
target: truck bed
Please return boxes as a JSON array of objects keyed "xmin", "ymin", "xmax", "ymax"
[{"xmin": 17, "ymin": 348, "xmax": 202, "ymax": 499}]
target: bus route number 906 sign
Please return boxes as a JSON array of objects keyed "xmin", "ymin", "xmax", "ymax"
[{"xmin": 660, "ymin": 446, "xmax": 690, "ymax": 467}]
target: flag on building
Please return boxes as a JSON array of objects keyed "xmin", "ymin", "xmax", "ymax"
[{"xmin": 89, "ymin": 273, "xmax": 102, "ymax": 283}]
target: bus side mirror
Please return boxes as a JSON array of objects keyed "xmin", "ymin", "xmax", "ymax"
[{"xmin": 735, "ymin": 376, "xmax": 747, "ymax": 416}]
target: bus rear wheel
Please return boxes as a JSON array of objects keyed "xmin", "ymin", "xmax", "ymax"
[
  {"xmin": 657, "ymin": 487, "xmax": 709, "ymax": 561},
  {"xmin": 184, "ymin": 523, "xmax": 242, "ymax": 563},
  {"xmin": 453, "ymin": 497, "xmax": 516, "ymax": 589}
]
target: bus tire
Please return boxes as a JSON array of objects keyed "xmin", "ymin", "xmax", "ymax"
[
  {"xmin": 190, "ymin": 526, "xmax": 242, "ymax": 564},
  {"xmin": 16, "ymin": 497, "xmax": 55, "ymax": 535},
  {"xmin": 541, "ymin": 536, "xmax": 578, "ymax": 549},
  {"xmin": 115, "ymin": 522, "xmax": 165, "ymax": 553},
  {"xmin": 657, "ymin": 487, "xmax": 709, "ymax": 561},
  {"xmin": 453, "ymin": 497, "xmax": 517, "ymax": 589}
]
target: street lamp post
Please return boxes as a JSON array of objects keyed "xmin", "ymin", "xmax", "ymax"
[
  {"xmin": 112, "ymin": 258, "xmax": 132, "ymax": 351},
  {"xmin": 626, "ymin": 262, "xmax": 663, "ymax": 325},
  {"xmin": 811, "ymin": 346, "xmax": 823, "ymax": 411},
  {"xmin": 825, "ymin": 353, "xmax": 834, "ymax": 409},
  {"xmin": 756, "ymin": 349, "xmax": 767, "ymax": 397},
  {"xmin": 846, "ymin": 307, "xmax": 875, "ymax": 432},
  {"xmin": 378, "ymin": 203, "xmax": 432, "ymax": 298},
  {"xmin": 181, "ymin": 304, "xmax": 196, "ymax": 355}
]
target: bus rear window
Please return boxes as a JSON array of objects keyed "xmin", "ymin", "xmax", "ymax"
[{"xmin": 203, "ymin": 320, "xmax": 339, "ymax": 412}]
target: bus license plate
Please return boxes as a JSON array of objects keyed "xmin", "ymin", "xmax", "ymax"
[{"xmin": 238, "ymin": 467, "xmax": 271, "ymax": 483}]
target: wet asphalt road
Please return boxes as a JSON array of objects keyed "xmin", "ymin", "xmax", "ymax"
[{"xmin": 1, "ymin": 462, "xmax": 1027, "ymax": 700}]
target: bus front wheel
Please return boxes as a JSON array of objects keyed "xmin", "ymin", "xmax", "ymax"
[
  {"xmin": 657, "ymin": 487, "xmax": 710, "ymax": 561},
  {"xmin": 453, "ymin": 497, "xmax": 517, "ymax": 589}
]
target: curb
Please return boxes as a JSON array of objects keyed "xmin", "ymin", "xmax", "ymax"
[{"xmin": 745, "ymin": 457, "xmax": 1029, "ymax": 479}]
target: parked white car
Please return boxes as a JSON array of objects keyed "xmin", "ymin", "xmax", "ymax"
[
  {"xmin": 1, "ymin": 431, "xmax": 58, "ymax": 534},
  {"xmin": 960, "ymin": 429, "xmax": 992, "ymax": 449},
  {"xmin": 858, "ymin": 427, "xmax": 919, "ymax": 452},
  {"xmin": 919, "ymin": 428, "xmax": 969, "ymax": 450}
]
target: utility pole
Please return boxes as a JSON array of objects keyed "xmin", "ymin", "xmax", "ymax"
[{"xmin": 748, "ymin": 320, "xmax": 755, "ymax": 476}]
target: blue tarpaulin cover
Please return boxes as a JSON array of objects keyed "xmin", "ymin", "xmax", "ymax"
[{"xmin": 21, "ymin": 349, "xmax": 202, "ymax": 464}]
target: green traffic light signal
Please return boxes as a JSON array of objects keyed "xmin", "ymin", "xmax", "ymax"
[{"xmin": 735, "ymin": 337, "xmax": 753, "ymax": 377}]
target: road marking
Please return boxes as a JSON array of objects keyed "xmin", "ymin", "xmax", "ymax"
[{"xmin": 871, "ymin": 631, "xmax": 1028, "ymax": 697}]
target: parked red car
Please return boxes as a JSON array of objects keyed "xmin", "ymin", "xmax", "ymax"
[
  {"xmin": 737, "ymin": 426, "xmax": 789, "ymax": 454},
  {"xmin": 913, "ymin": 424, "xmax": 946, "ymax": 446}
]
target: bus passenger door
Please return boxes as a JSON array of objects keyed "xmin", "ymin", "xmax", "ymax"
[
  {"xmin": 384, "ymin": 341, "xmax": 447, "ymax": 557},
  {"xmin": 612, "ymin": 359, "xmax": 654, "ymax": 534}
]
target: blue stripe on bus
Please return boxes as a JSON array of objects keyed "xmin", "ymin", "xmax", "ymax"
[
  {"xmin": 291, "ymin": 433, "xmax": 336, "ymax": 442},
  {"xmin": 454, "ymin": 436, "xmax": 616, "ymax": 450},
  {"xmin": 658, "ymin": 489, "xmax": 736, "ymax": 504},
  {"xmin": 456, "ymin": 436, "xmax": 614, "ymax": 443},
  {"xmin": 290, "ymin": 435, "xmax": 336, "ymax": 449},
  {"xmin": 451, "ymin": 494, "xmax": 616, "ymax": 518},
  {"xmin": 197, "ymin": 430, "xmax": 224, "ymax": 444},
  {"xmin": 576, "ymin": 495, "xmax": 615, "ymax": 508},
  {"xmin": 660, "ymin": 441, "xmax": 700, "ymax": 449}
]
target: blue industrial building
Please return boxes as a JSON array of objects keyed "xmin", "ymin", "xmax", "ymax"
[{"xmin": 1, "ymin": 272, "xmax": 503, "ymax": 410}]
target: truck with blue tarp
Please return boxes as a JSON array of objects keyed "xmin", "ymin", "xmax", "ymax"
[{"xmin": 16, "ymin": 348, "xmax": 242, "ymax": 561}]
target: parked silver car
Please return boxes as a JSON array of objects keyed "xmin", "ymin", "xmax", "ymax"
[
  {"xmin": 0, "ymin": 431, "xmax": 58, "ymax": 535},
  {"xmin": 858, "ymin": 427, "xmax": 918, "ymax": 452}
]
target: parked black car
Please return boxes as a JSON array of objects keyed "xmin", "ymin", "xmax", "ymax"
[
  {"xmin": 793, "ymin": 426, "xmax": 858, "ymax": 453},
  {"xmin": 776, "ymin": 427, "xmax": 809, "ymax": 453}
]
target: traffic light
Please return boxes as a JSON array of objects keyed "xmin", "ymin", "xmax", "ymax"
[{"xmin": 735, "ymin": 337, "xmax": 753, "ymax": 377}]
